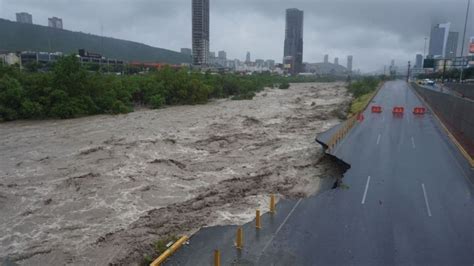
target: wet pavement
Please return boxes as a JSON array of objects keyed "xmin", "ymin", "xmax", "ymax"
[{"xmin": 171, "ymin": 80, "xmax": 474, "ymax": 265}]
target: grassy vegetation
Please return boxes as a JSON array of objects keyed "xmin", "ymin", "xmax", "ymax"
[
  {"xmin": 142, "ymin": 254, "xmax": 154, "ymax": 265},
  {"xmin": 349, "ymin": 91, "xmax": 377, "ymax": 115},
  {"xmin": 140, "ymin": 235, "xmax": 179, "ymax": 266},
  {"xmin": 347, "ymin": 76, "xmax": 383, "ymax": 115},
  {"xmin": 153, "ymin": 235, "xmax": 179, "ymax": 254},
  {"xmin": 0, "ymin": 55, "xmax": 340, "ymax": 122}
]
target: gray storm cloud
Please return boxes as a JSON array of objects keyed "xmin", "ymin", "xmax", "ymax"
[{"xmin": 1, "ymin": 0, "xmax": 472, "ymax": 72}]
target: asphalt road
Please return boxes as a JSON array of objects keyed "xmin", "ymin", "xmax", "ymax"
[{"xmin": 170, "ymin": 80, "xmax": 474, "ymax": 265}]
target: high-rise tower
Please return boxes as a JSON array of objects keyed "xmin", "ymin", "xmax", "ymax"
[
  {"xmin": 428, "ymin": 23, "xmax": 451, "ymax": 58},
  {"xmin": 283, "ymin": 8, "xmax": 304, "ymax": 74},
  {"xmin": 192, "ymin": 0, "xmax": 210, "ymax": 67},
  {"xmin": 347, "ymin": 55, "xmax": 353, "ymax": 72}
]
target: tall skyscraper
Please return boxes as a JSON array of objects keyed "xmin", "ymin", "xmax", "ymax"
[
  {"xmin": 334, "ymin": 57, "xmax": 339, "ymax": 65},
  {"xmin": 429, "ymin": 23, "xmax": 451, "ymax": 58},
  {"xmin": 284, "ymin": 8, "xmax": 304, "ymax": 74},
  {"xmin": 48, "ymin": 17, "xmax": 63, "ymax": 29},
  {"xmin": 246, "ymin": 52, "xmax": 251, "ymax": 63},
  {"xmin": 324, "ymin": 54, "xmax": 329, "ymax": 63},
  {"xmin": 347, "ymin": 55, "xmax": 353, "ymax": 72},
  {"xmin": 16, "ymin": 12, "xmax": 32, "ymax": 24},
  {"xmin": 192, "ymin": 0, "xmax": 210, "ymax": 67},
  {"xmin": 415, "ymin": 54, "xmax": 423, "ymax": 69},
  {"xmin": 446, "ymin": 31, "xmax": 459, "ymax": 58}
]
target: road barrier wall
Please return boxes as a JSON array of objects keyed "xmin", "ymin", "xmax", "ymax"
[
  {"xmin": 412, "ymin": 83, "xmax": 474, "ymax": 159},
  {"xmin": 445, "ymin": 83, "xmax": 474, "ymax": 100}
]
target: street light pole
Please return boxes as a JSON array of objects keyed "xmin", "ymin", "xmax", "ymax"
[
  {"xmin": 442, "ymin": 59, "xmax": 447, "ymax": 83},
  {"xmin": 407, "ymin": 61, "xmax": 411, "ymax": 82},
  {"xmin": 459, "ymin": 0, "xmax": 471, "ymax": 83}
]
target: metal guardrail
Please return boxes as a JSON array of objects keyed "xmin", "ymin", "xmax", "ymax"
[
  {"xmin": 326, "ymin": 82, "xmax": 384, "ymax": 152},
  {"xmin": 150, "ymin": 236, "xmax": 189, "ymax": 266},
  {"xmin": 149, "ymin": 194, "xmax": 278, "ymax": 266},
  {"xmin": 326, "ymin": 115, "xmax": 358, "ymax": 152}
]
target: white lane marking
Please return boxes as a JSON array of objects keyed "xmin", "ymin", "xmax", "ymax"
[
  {"xmin": 376, "ymin": 134, "xmax": 381, "ymax": 145},
  {"xmin": 261, "ymin": 198, "xmax": 302, "ymax": 254},
  {"xmin": 411, "ymin": 137, "xmax": 416, "ymax": 149},
  {"xmin": 422, "ymin": 184, "xmax": 432, "ymax": 217},
  {"xmin": 361, "ymin": 176, "xmax": 371, "ymax": 204},
  {"xmin": 382, "ymin": 116, "xmax": 385, "ymax": 122}
]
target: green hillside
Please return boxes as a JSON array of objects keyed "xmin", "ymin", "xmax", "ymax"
[{"xmin": 0, "ymin": 19, "xmax": 192, "ymax": 64}]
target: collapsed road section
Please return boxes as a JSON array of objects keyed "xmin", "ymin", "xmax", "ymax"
[
  {"xmin": 170, "ymin": 80, "xmax": 474, "ymax": 266},
  {"xmin": 0, "ymin": 82, "xmax": 352, "ymax": 265}
]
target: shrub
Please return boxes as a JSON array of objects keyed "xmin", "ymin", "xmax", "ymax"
[
  {"xmin": 111, "ymin": 100, "xmax": 130, "ymax": 114},
  {"xmin": 279, "ymin": 82, "xmax": 290, "ymax": 90},
  {"xmin": 20, "ymin": 100, "xmax": 44, "ymax": 118},
  {"xmin": 150, "ymin": 94, "xmax": 165, "ymax": 109}
]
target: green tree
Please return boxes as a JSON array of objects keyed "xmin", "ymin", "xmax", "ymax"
[
  {"xmin": 20, "ymin": 99, "xmax": 44, "ymax": 118},
  {"xmin": 52, "ymin": 55, "xmax": 88, "ymax": 98},
  {"xmin": 0, "ymin": 75, "xmax": 24, "ymax": 120},
  {"xmin": 150, "ymin": 94, "xmax": 165, "ymax": 108}
]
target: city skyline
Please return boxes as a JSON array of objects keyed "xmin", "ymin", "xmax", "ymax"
[
  {"xmin": 1, "ymin": 0, "xmax": 473, "ymax": 72},
  {"xmin": 428, "ymin": 23, "xmax": 451, "ymax": 58}
]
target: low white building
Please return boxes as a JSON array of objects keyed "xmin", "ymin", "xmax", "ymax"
[{"xmin": 0, "ymin": 53, "xmax": 20, "ymax": 66}]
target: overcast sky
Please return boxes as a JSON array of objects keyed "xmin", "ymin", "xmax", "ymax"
[{"xmin": 1, "ymin": 0, "xmax": 473, "ymax": 72}]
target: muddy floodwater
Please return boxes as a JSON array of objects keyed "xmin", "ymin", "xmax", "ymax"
[{"xmin": 0, "ymin": 82, "xmax": 350, "ymax": 265}]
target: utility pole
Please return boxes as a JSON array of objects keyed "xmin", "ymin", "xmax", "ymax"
[
  {"xmin": 100, "ymin": 23, "xmax": 104, "ymax": 56},
  {"xmin": 442, "ymin": 59, "xmax": 447, "ymax": 83},
  {"xmin": 460, "ymin": 0, "xmax": 471, "ymax": 83},
  {"xmin": 407, "ymin": 61, "xmax": 411, "ymax": 82},
  {"xmin": 423, "ymin": 37, "xmax": 429, "ymax": 74}
]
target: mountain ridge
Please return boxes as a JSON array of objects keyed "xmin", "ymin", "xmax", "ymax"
[{"xmin": 0, "ymin": 18, "xmax": 191, "ymax": 64}]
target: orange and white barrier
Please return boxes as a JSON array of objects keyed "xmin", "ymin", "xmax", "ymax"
[
  {"xmin": 371, "ymin": 105, "xmax": 383, "ymax": 113},
  {"xmin": 413, "ymin": 107, "xmax": 426, "ymax": 115},
  {"xmin": 392, "ymin": 106, "xmax": 405, "ymax": 115}
]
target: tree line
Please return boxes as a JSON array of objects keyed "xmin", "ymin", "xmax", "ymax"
[
  {"xmin": 347, "ymin": 76, "xmax": 383, "ymax": 98},
  {"xmin": 0, "ymin": 55, "xmax": 339, "ymax": 121}
]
